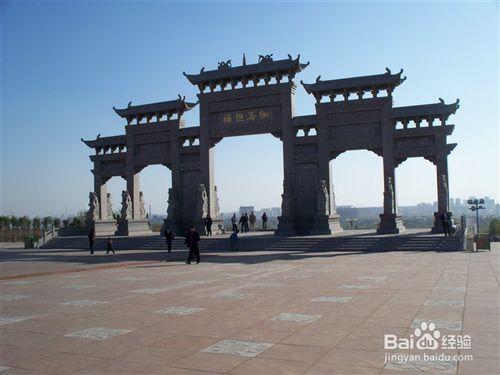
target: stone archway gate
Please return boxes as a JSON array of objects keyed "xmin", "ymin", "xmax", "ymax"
[{"xmin": 82, "ymin": 54, "xmax": 459, "ymax": 236}]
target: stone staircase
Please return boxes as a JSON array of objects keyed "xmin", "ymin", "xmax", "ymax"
[{"xmin": 41, "ymin": 231, "xmax": 463, "ymax": 253}]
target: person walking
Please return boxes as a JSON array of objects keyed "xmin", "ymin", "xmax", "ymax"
[
  {"xmin": 261, "ymin": 212, "xmax": 268, "ymax": 230},
  {"xmin": 185, "ymin": 225, "xmax": 201, "ymax": 264},
  {"xmin": 229, "ymin": 229, "xmax": 238, "ymax": 251},
  {"xmin": 88, "ymin": 228, "xmax": 95, "ymax": 255},
  {"xmin": 249, "ymin": 212, "xmax": 256, "ymax": 231},
  {"xmin": 441, "ymin": 212, "xmax": 450, "ymax": 237},
  {"xmin": 239, "ymin": 214, "xmax": 245, "ymax": 233},
  {"xmin": 204, "ymin": 214, "xmax": 213, "ymax": 236},
  {"xmin": 231, "ymin": 213, "xmax": 238, "ymax": 233},
  {"xmin": 164, "ymin": 226, "xmax": 174, "ymax": 253},
  {"xmin": 244, "ymin": 213, "xmax": 250, "ymax": 232},
  {"xmin": 106, "ymin": 237, "xmax": 115, "ymax": 254}
]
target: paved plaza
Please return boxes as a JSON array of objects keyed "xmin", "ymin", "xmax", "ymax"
[{"xmin": 0, "ymin": 236, "xmax": 498, "ymax": 374}]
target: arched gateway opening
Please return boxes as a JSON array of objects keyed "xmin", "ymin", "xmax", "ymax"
[
  {"xmin": 82, "ymin": 54, "xmax": 459, "ymax": 236},
  {"xmin": 214, "ymin": 134, "xmax": 283, "ymax": 231}
]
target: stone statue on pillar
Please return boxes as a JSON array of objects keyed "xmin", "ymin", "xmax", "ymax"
[
  {"xmin": 214, "ymin": 185, "xmax": 221, "ymax": 219},
  {"xmin": 139, "ymin": 191, "xmax": 147, "ymax": 220},
  {"xmin": 441, "ymin": 174, "xmax": 449, "ymax": 212},
  {"xmin": 106, "ymin": 193, "xmax": 114, "ymax": 220},
  {"xmin": 167, "ymin": 188, "xmax": 177, "ymax": 219},
  {"xmin": 384, "ymin": 176, "xmax": 396, "ymax": 214},
  {"xmin": 316, "ymin": 180, "xmax": 330, "ymax": 216},
  {"xmin": 120, "ymin": 190, "xmax": 133, "ymax": 221},
  {"xmin": 196, "ymin": 184, "xmax": 208, "ymax": 218},
  {"xmin": 86, "ymin": 192, "xmax": 100, "ymax": 224}
]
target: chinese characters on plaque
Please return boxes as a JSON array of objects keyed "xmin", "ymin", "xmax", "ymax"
[{"xmin": 222, "ymin": 109, "xmax": 271, "ymax": 124}]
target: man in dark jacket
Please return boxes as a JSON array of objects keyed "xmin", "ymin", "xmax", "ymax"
[
  {"xmin": 164, "ymin": 226, "xmax": 174, "ymax": 253},
  {"xmin": 106, "ymin": 237, "xmax": 115, "ymax": 254},
  {"xmin": 204, "ymin": 215, "xmax": 213, "ymax": 236},
  {"xmin": 185, "ymin": 225, "xmax": 201, "ymax": 264},
  {"xmin": 88, "ymin": 229, "xmax": 95, "ymax": 254},
  {"xmin": 441, "ymin": 212, "xmax": 450, "ymax": 237}
]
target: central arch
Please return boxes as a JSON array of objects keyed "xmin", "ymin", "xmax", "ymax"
[{"xmin": 214, "ymin": 134, "xmax": 283, "ymax": 231}]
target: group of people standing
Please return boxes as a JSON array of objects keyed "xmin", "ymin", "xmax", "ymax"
[{"xmin": 230, "ymin": 211, "xmax": 268, "ymax": 233}]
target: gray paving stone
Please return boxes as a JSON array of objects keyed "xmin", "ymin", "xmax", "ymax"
[
  {"xmin": 411, "ymin": 319, "xmax": 462, "ymax": 332},
  {"xmin": 0, "ymin": 316, "xmax": 33, "ymax": 325},
  {"xmin": 2, "ymin": 280, "xmax": 35, "ymax": 285},
  {"xmin": 0, "ymin": 294, "xmax": 31, "ymax": 301},
  {"xmin": 311, "ymin": 296, "xmax": 352, "ymax": 303},
  {"xmin": 61, "ymin": 300, "xmax": 108, "ymax": 307},
  {"xmin": 339, "ymin": 284, "xmax": 371, "ymax": 290},
  {"xmin": 358, "ymin": 276, "xmax": 386, "ymax": 281},
  {"xmin": 432, "ymin": 286, "xmax": 466, "ymax": 292},
  {"xmin": 64, "ymin": 327, "xmax": 132, "ymax": 340},
  {"xmin": 115, "ymin": 277, "xmax": 148, "ymax": 281},
  {"xmin": 201, "ymin": 339, "xmax": 273, "ymax": 357},
  {"xmin": 271, "ymin": 313, "xmax": 322, "ymax": 323},
  {"xmin": 424, "ymin": 299, "xmax": 464, "ymax": 307},
  {"xmin": 64, "ymin": 284, "xmax": 96, "ymax": 290},
  {"xmin": 154, "ymin": 307, "xmax": 205, "ymax": 315},
  {"xmin": 214, "ymin": 290, "xmax": 249, "ymax": 299}
]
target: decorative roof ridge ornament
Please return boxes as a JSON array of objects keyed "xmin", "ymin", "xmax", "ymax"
[
  {"xmin": 258, "ymin": 53, "xmax": 274, "ymax": 63},
  {"xmin": 218, "ymin": 60, "xmax": 232, "ymax": 70},
  {"xmin": 243, "ymin": 53, "xmax": 246, "ymax": 66}
]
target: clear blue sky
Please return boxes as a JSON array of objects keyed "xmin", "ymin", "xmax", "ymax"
[{"xmin": 1, "ymin": 1, "xmax": 498, "ymax": 217}]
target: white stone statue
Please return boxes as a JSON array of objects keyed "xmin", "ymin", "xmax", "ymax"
[
  {"xmin": 385, "ymin": 176, "xmax": 397, "ymax": 214},
  {"xmin": 86, "ymin": 192, "xmax": 100, "ymax": 224},
  {"xmin": 441, "ymin": 174, "xmax": 449, "ymax": 211},
  {"xmin": 139, "ymin": 191, "xmax": 147, "ymax": 220},
  {"xmin": 214, "ymin": 186, "xmax": 221, "ymax": 218},
  {"xmin": 316, "ymin": 180, "xmax": 330, "ymax": 216},
  {"xmin": 167, "ymin": 188, "xmax": 177, "ymax": 219},
  {"xmin": 106, "ymin": 193, "xmax": 114, "ymax": 220},
  {"xmin": 120, "ymin": 190, "xmax": 132, "ymax": 221},
  {"xmin": 196, "ymin": 184, "xmax": 208, "ymax": 218}
]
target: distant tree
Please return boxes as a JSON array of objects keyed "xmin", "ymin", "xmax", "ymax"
[
  {"xmin": 42, "ymin": 216, "xmax": 54, "ymax": 230},
  {"xmin": 9, "ymin": 216, "xmax": 19, "ymax": 230},
  {"xmin": 0, "ymin": 216, "xmax": 10, "ymax": 230},
  {"xmin": 70, "ymin": 211, "xmax": 87, "ymax": 228},
  {"xmin": 53, "ymin": 218, "xmax": 61, "ymax": 228},
  {"xmin": 18, "ymin": 216, "xmax": 31, "ymax": 231},
  {"xmin": 32, "ymin": 217, "xmax": 41, "ymax": 230}
]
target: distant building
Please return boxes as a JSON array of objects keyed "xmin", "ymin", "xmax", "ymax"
[{"xmin": 239, "ymin": 206, "xmax": 255, "ymax": 215}]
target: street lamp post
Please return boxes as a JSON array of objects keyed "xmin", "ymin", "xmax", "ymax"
[{"xmin": 467, "ymin": 198, "xmax": 485, "ymax": 234}]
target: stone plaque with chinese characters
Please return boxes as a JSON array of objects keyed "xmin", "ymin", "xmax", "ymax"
[{"xmin": 210, "ymin": 106, "xmax": 281, "ymax": 137}]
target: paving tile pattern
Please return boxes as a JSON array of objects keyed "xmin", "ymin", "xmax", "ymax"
[{"xmin": 0, "ymin": 238, "xmax": 498, "ymax": 374}]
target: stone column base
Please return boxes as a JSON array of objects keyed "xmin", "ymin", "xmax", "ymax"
[
  {"xmin": 275, "ymin": 216, "xmax": 295, "ymax": 236},
  {"xmin": 309, "ymin": 215, "xmax": 343, "ymax": 235},
  {"xmin": 116, "ymin": 219, "xmax": 151, "ymax": 236},
  {"xmin": 431, "ymin": 212, "xmax": 452, "ymax": 234},
  {"xmin": 377, "ymin": 214, "xmax": 406, "ymax": 234},
  {"xmin": 93, "ymin": 220, "xmax": 117, "ymax": 236}
]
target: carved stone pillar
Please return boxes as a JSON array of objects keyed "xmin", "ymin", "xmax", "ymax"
[
  {"xmin": 432, "ymin": 148, "xmax": 450, "ymax": 233},
  {"xmin": 377, "ymin": 104, "xmax": 405, "ymax": 234}
]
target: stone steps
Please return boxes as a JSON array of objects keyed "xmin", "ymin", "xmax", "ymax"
[{"xmin": 41, "ymin": 232, "xmax": 463, "ymax": 252}]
